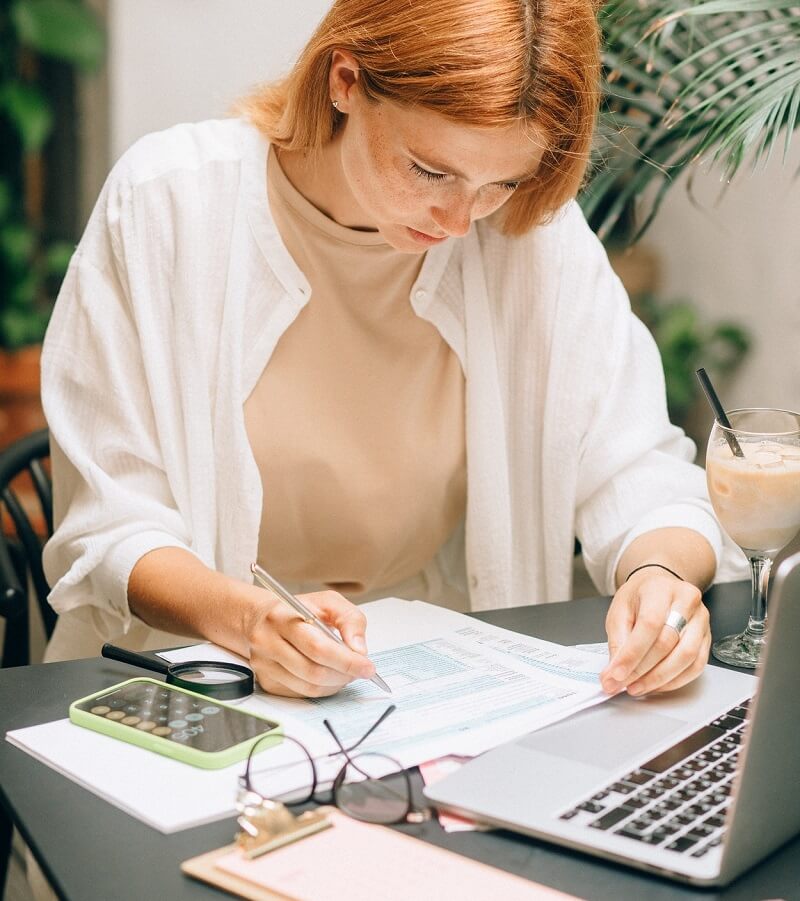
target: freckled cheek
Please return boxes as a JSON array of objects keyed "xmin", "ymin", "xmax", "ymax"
[
  {"xmin": 473, "ymin": 191, "xmax": 513, "ymax": 221},
  {"xmin": 347, "ymin": 154, "xmax": 420, "ymax": 222},
  {"xmin": 375, "ymin": 178, "xmax": 429, "ymax": 222}
]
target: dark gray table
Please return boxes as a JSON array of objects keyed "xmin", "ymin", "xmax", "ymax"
[{"xmin": 2, "ymin": 581, "xmax": 798, "ymax": 901}]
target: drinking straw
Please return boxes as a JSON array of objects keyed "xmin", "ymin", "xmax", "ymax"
[{"xmin": 695, "ymin": 368, "xmax": 745, "ymax": 458}]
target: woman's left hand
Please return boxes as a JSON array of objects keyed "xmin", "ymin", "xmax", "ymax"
[{"xmin": 600, "ymin": 569, "xmax": 711, "ymax": 697}]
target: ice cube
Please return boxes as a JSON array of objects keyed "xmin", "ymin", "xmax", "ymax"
[{"xmin": 752, "ymin": 450, "xmax": 783, "ymax": 468}]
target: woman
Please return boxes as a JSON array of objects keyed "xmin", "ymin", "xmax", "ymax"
[{"xmin": 41, "ymin": 0, "xmax": 744, "ymax": 701}]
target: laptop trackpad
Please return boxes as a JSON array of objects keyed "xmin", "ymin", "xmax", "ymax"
[{"xmin": 520, "ymin": 700, "xmax": 687, "ymax": 771}]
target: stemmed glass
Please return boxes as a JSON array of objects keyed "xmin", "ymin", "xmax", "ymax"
[{"xmin": 705, "ymin": 408, "xmax": 800, "ymax": 668}]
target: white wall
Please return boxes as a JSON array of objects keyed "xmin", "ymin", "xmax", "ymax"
[
  {"xmin": 645, "ymin": 143, "xmax": 800, "ymax": 412},
  {"xmin": 108, "ymin": 0, "xmax": 331, "ymax": 161},
  {"xmin": 105, "ymin": 2, "xmax": 800, "ymax": 405}
]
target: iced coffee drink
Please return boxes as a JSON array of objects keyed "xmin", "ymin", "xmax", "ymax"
[
  {"xmin": 705, "ymin": 407, "xmax": 800, "ymax": 668},
  {"xmin": 707, "ymin": 440, "xmax": 800, "ymax": 555}
]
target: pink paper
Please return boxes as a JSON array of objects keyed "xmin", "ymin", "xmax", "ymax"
[
  {"xmin": 215, "ymin": 810, "xmax": 580, "ymax": 901},
  {"xmin": 419, "ymin": 755, "xmax": 488, "ymax": 832}
]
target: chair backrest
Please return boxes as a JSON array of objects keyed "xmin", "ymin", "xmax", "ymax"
[{"xmin": 0, "ymin": 427, "xmax": 55, "ymax": 667}]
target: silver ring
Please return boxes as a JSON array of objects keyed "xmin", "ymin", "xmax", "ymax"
[{"xmin": 665, "ymin": 610, "xmax": 688, "ymax": 637}]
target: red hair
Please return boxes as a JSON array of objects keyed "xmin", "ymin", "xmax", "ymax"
[{"xmin": 235, "ymin": 0, "xmax": 600, "ymax": 235}]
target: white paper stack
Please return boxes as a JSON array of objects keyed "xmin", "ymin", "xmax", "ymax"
[{"xmin": 6, "ymin": 598, "xmax": 610, "ymax": 832}]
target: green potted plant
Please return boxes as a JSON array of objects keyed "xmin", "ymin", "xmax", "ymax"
[
  {"xmin": 0, "ymin": 0, "xmax": 104, "ymax": 446},
  {"xmin": 580, "ymin": 0, "xmax": 799, "ymax": 430},
  {"xmin": 634, "ymin": 291, "xmax": 751, "ymax": 447},
  {"xmin": 584, "ymin": 0, "xmax": 800, "ymax": 242}
]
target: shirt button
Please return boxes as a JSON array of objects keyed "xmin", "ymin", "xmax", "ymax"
[
  {"xmin": 470, "ymin": 575, "xmax": 479, "ymax": 589},
  {"xmin": 414, "ymin": 288, "xmax": 427, "ymax": 301}
]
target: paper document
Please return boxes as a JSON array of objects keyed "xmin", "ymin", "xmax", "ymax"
[
  {"xmin": 574, "ymin": 641, "xmax": 610, "ymax": 657},
  {"xmin": 7, "ymin": 599, "xmax": 611, "ymax": 832},
  {"xmin": 183, "ymin": 808, "xmax": 581, "ymax": 901},
  {"xmin": 163, "ymin": 600, "xmax": 610, "ymax": 763}
]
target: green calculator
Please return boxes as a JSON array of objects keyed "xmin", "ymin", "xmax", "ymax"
[{"xmin": 69, "ymin": 677, "xmax": 282, "ymax": 769}]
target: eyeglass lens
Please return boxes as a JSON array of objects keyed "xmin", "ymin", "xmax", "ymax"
[
  {"xmin": 334, "ymin": 752, "xmax": 411, "ymax": 824},
  {"xmin": 247, "ymin": 735, "xmax": 317, "ymax": 805},
  {"xmin": 244, "ymin": 708, "xmax": 416, "ymax": 824}
]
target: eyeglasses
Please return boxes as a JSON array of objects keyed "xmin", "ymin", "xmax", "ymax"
[{"xmin": 238, "ymin": 705, "xmax": 429, "ymax": 826}]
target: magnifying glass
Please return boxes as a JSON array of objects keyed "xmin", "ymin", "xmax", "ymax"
[{"xmin": 101, "ymin": 644, "xmax": 255, "ymax": 701}]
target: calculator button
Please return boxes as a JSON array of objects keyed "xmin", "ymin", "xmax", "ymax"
[
  {"xmin": 201, "ymin": 707, "xmax": 220, "ymax": 715},
  {"xmin": 152, "ymin": 726, "xmax": 172, "ymax": 736},
  {"xmin": 136, "ymin": 720, "xmax": 157, "ymax": 731},
  {"xmin": 90, "ymin": 706, "xmax": 110, "ymax": 715},
  {"xmin": 106, "ymin": 711, "xmax": 125, "ymax": 720},
  {"xmin": 185, "ymin": 713, "xmax": 204, "ymax": 722},
  {"xmin": 169, "ymin": 719, "xmax": 188, "ymax": 729},
  {"xmin": 121, "ymin": 716, "xmax": 141, "ymax": 726}
]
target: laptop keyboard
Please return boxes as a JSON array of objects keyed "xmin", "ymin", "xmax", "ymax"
[{"xmin": 559, "ymin": 700, "xmax": 750, "ymax": 858}]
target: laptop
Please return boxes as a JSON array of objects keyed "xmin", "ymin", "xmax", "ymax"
[{"xmin": 424, "ymin": 550, "xmax": 800, "ymax": 886}]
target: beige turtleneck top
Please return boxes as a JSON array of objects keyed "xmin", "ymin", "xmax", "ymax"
[{"xmin": 243, "ymin": 148, "xmax": 466, "ymax": 600}]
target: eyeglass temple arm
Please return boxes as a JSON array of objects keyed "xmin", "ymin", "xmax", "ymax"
[
  {"xmin": 324, "ymin": 704, "xmax": 397, "ymax": 756},
  {"xmin": 242, "ymin": 707, "xmax": 399, "ymax": 789},
  {"xmin": 323, "ymin": 719, "xmax": 352, "ymax": 763}
]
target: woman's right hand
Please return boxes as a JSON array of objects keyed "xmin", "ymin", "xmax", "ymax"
[
  {"xmin": 245, "ymin": 589, "xmax": 376, "ymax": 697},
  {"xmin": 128, "ymin": 548, "xmax": 373, "ymax": 699}
]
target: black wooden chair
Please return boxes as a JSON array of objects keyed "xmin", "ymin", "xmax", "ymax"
[
  {"xmin": 0, "ymin": 427, "xmax": 55, "ymax": 895},
  {"xmin": 0, "ymin": 427, "xmax": 56, "ymax": 668}
]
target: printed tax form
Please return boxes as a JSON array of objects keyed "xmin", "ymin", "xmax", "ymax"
[
  {"xmin": 165, "ymin": 598, "xmax": 611, "ymax": 770},
  {"xmin": 7, "ymin": 598, "xmax": 613, "ymax": 832}
]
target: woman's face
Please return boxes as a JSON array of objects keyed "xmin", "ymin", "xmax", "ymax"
[{"xmin": 330, "ymin": 57, "xmax": 545, "ymax": 253}]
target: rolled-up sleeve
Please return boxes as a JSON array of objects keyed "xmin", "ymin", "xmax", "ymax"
[
  {"xmin": 572, "ymin": 251, "xmax": 746, "ymax": 594},
  {"xmin": 41, "ymin": 175, "xmax": 194, "ymax": 632}
]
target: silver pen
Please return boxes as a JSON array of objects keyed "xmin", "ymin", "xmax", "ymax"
[{"xmin": 250, "ymin": 562, "xmax": 392, "ymax": 694}]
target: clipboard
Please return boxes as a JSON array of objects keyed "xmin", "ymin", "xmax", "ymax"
[
  {"xmin": 182, "ymin": 845, "xmax": 293, "ymax": 901},
  {"xmin": 181, "ymin": 810, "xmax": 581, "ymax": 901}
]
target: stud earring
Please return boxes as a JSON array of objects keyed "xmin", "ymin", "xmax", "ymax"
[{"xmin": 332, "ymin": 100, "xmax": 340, "ymax": 110}]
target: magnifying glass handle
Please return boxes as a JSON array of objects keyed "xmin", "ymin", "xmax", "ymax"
[{"xmin": 101, "ymin": 643, "xmax": 169, "ymax": 676}]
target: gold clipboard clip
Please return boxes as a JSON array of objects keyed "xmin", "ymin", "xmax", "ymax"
[{"xmin": 236, "ymin": 791, "xmax": 334, "ymax": 859}]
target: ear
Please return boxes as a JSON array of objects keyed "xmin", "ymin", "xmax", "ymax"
[{"xmin": 329, "ymin": 49, "xmax": 361, "ymax": 112}]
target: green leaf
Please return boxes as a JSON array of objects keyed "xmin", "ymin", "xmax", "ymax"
[
  {"xmin": 655, "ymin": 302, "xmax": 699, "ymax": 346},
  {"xmin": 664, "ymin": 367, "xmax": 695, "ymax": 416},
  {"xmin": 632, "ymin": 285, "xmax": 754, "ymax": 423},
  {"xmin": 0, "ymin": 222, "xmax": 36, "ymax": 268},
  {"xmin": 0, "ymin": 81, "xmax": 53, "ymax": 151},
  {"xmin": 7, "ymin": 268, "xmax": 40, "ymax": 309},
  {"xmin": 44, "ymin": 239, "xmax": 75, "ymax": 278},
  {"xmin": 0, "ymin": 179, "xmax": 11, "ymax": 222},
  {"xmin": 584, "ymin": 0, "xmax": 800, "ymax": 244},
  {"xmin": 705, "ymin": 323, "xmax": 752, "ymax": 371},
  {"xmin": 0, "ymin": 305, "xmax": 48, "ymax": 349},
  {"xmin": 11, "ymin": 0, "xmax": 106, "ymax": 72}
]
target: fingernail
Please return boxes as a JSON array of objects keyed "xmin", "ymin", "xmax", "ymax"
[
  {"xmin": 602, "ymin": 678, "xmax": 619, "ymax": 693},
  {"xmin": 628, "ymin": 684, "xmax": 643, "ymax": 696}
]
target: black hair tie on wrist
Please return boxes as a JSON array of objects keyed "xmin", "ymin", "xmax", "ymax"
[{"xmin": 624, "ymin": 562, "xmax": 685, "ymax": 584}]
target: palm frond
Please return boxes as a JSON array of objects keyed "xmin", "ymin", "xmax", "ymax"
[{"xmin": 581, "ymin": 0, "xmax": 800, "ymax": 244}]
